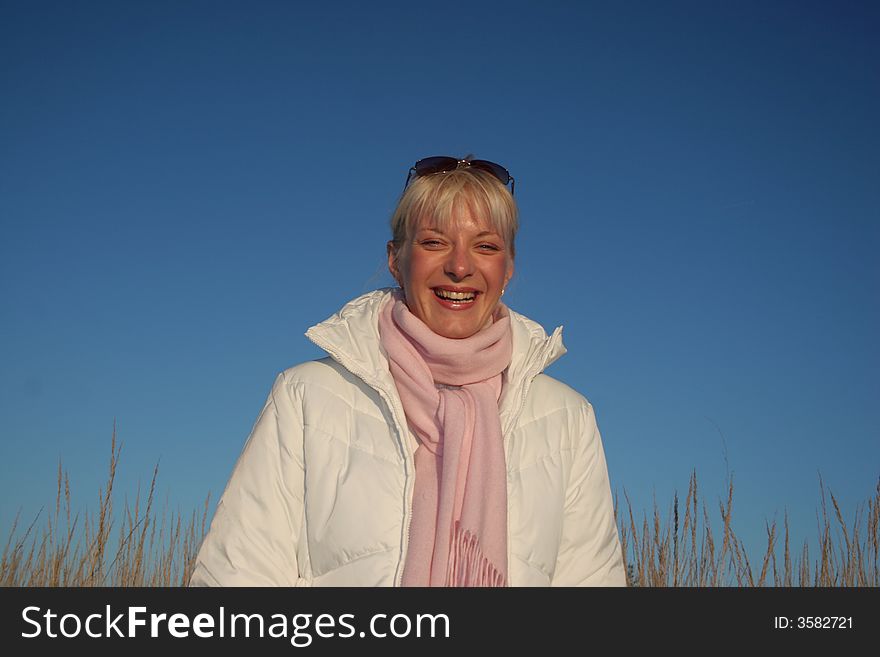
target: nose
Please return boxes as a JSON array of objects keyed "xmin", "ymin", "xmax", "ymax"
[{"xmin": 444, "ymin": 242, "xmax": 474, "ymax": 280}]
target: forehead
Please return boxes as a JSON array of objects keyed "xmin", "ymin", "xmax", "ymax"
[{"xmin": 413, "ymin": 203, "xmax": 501, "ymax": 236}]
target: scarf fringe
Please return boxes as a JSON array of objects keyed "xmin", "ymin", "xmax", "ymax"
[{"xmin": 447, "ymin": 521, "xmax": 507, "ymax": 587}]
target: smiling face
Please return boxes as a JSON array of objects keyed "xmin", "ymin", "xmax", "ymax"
[{"xmin": 388, "ymin": 206, "xmax": 514, "ymax": 339}]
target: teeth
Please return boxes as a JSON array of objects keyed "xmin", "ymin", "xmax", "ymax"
[{"xmin": 434, "ymin": 289, "xmax": 476, "ymax": 301}]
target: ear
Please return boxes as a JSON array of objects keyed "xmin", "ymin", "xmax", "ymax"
[
  {"xmin": 504, "ymin": 258, "xmax": 515, "ymax": 289},
  {"xmin": 387, "ymin": 241, "xmax": 402, "ymax": 286}
]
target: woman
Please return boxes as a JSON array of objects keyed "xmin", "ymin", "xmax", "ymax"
[{"xmin": 190, "ymin": 156, "xmax": 626, "ymax": 587}]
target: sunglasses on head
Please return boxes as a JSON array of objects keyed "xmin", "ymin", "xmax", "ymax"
[{"xmin": 403, "ymin": 156, "xmax": 515, "ymax": 195}]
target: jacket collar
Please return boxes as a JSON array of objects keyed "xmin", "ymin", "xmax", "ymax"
[{"xmin": 305, "ymin": 288, "xmax": 566, "ymax": 435}]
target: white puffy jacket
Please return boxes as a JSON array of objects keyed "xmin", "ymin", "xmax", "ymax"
[{"xmin": 190, "ymin": 289, "xmax": 625, "ymax": 586}]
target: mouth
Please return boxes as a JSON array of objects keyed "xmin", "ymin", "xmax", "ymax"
[{"xmin": 432, "ymin": 287, "xmax": 479, "ymax": 306}]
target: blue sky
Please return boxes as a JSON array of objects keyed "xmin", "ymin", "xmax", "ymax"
[{"xmin": 2, "ymin": 0, "xmax": 878, "ymax": 574}]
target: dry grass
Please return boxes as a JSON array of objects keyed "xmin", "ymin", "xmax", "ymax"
[
  {"xmin": 616, "ymin": 470, "xmax": 880, "ymax": 586},
  {"xmin": 1, "ymin": 425, "xmax": 209, "ymax": 586},
  {"xmin": 2, "ymin": 430, "xmax": 877, "ymax": 586}
]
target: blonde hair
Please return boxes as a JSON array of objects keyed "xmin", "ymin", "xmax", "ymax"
[{"xmin": 389, "ymin": 165, "xmax": 518, "ymax": 261}]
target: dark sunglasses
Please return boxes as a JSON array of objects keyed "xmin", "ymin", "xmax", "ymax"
[{"xmin": 403, "ymin": 156, "xmax": 515, "ymax": 195}]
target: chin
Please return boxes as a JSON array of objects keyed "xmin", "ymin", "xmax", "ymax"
[
  {"xmin": 439, "ymin": 329, "xmax": 475, "ymax": 339},
  {"xmin": 433, "ymin": 321, "xmax": 484, "ymax": 340}
]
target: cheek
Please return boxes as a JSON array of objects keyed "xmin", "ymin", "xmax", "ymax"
[
  {"xmin": 401, "ymin": 251, "xmax": 433, "ymax": 284},
  {"xmin": 393, "ymin": 249, "xmax": 412, "ymax": 284},
  {"xmin": 490, "ymin": 261, "xmax": 511, "ymax": 288}
]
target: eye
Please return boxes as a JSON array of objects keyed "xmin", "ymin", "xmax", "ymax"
[
  {"xmin": 477, "ymin": 243, "xmax": 502, "ymax": 251},
  {"xmin": 420, "ymin": 239, "xmax": 444, "ymax": 248}
]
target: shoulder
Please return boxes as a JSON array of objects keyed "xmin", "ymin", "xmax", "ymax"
[
  {"xmin": 281, "ymin": 358, "xmax": 347, "ymax": 385},
  {"xmin": 273, "ymin": 358, "xmax": 387, "ymax": 423},
  {"xmin": 527, "ymin": 373, "xmax": 595, "ymax": 412},
  {"xmin": 273, "ymin": 358, "xmax": 372, "ymax": 398},
  {"xmin": 520, "ymin": 373, "xmax": 597, "ymax": 429}
]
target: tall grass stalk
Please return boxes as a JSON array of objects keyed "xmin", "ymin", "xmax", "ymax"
[
  {"xmin": 616, "ymin": 470, "xmax": 880, "ymax": 586},
  {"xmin": 1, "ymin": 425, "xmax": 209, "ymax": 586}
]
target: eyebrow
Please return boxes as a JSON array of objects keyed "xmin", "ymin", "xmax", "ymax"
[{"xmin": 419, "ymin": 227, "xmax": 501, "ymax": 238}]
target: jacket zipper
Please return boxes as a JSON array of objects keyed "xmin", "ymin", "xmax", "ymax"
[
  {"xmin": 499, "ymin": 359, "xmax": 545, "ymax": 581},
  {"xmin": 305, "ymin": 333, "xmax": 417, "ymax": 587}
]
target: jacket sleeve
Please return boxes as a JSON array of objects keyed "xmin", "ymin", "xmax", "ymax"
[
  {"xmin": 189, "ymin": 372, "xmax": 305, "ymax": 586},
  {"xmin": 551, "ymin": 400, "xmax": 627, "ymax": 586}
]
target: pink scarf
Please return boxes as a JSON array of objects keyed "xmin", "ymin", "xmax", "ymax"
[{"xmin": 378, "ymin": 291, "xmax": 513, "ymax": 587}]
